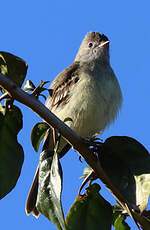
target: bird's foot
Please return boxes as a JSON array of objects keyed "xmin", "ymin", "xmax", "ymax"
[{"xmin": 82, "ymin": 135, "xmax": 103, "ymax": 153}]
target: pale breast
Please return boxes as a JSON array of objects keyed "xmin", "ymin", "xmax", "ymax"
[{"xmin": 51, "ymin": 66, "xmax": 122, "ymax": 138}]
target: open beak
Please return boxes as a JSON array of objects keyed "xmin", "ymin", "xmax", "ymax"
[{"xmin": 98, "ymin": 40, "xmax": 109, "ymax": 48}]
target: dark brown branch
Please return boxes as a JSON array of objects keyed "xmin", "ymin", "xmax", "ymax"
[{"xmin": 0, "ymin": 73, "xmax": 149, "ymax": 229}]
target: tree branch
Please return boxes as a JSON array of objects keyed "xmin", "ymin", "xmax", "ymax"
[{"xmin": 0, "ymin": 73, "xmax": 149, "ymax": 229}]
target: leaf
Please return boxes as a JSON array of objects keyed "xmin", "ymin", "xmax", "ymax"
[
  {"xmin": 114, "ymin": 215, "xmax": 130, "ymax": 230},
  {"xmin": 99, "ymin": 136, "xmax": 150, "ymax": 212},
  {"xmin": 80, "ymin": 166, "xmax": 93, "ymax": 179},
  {"xmin": 24, "ymin": 80, "xmax": 35, "ymax": 92},
  {"xmin": 40, "ymin": 80, "xmax": 50, "ymax": 87},
  {"xmin": 134, "ymin": 174, "xmax": 150, "ymax": 211},
  {"xmin": 112, "ymin": 206, "xmax": 130, "ymax": 230},
  {"xmin": 39, "ymin": 94, "xmax": 47, "ymax": 100},
  {"xmin": 24, "ymin": 80, "xmax": 49, "ymax": 99},
  {"xmin": 31, "ymin": 122, "xmax": 50, "ymax": 152},
  {"xmin": 112, "ymin": 205, "xmax": 123, "ymax": 224},
  {"xmin": 0, "ymin": 51, "xmax": 27, "ymax": 90},
  {"xmin": 0, "ymin": 104, "xmax": 24, "ymax": 199},
  {"xmin": 36, "ymin": 80, "xmax": 50, "ymax": 95},
  {"xmin": 36, "ymin": 149, "xmax": 66, "ymax": 230},
  {"xmin": 66, "ymin": 183, "xmax": 113, "ymax": 230},
  {"xmin": 63, "ymin": 117, "xmax": 73, "ymax": 123},
  {"xmin": 48, "ymin": 89, "xmax": 53, "ymax": 97}
]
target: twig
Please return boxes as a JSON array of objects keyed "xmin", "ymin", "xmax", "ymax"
[
  {"xmin": 0, "ymin": 92, "xmax": 11, "ymax": 101},
  {"xmin": 0, "ymin": 73, "xmax": 149, "ymax": 229},
  {"xmin": 78, "ymin": 170, "xmax": 96, "ymax": 195}
]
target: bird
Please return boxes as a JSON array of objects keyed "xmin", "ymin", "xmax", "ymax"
[{"xmin": 25, "ymin": 31, "xmax": 123, "ymax": 217}]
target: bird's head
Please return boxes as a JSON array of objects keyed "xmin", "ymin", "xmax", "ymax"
[{"xmin": 75, "ymin": 32, "xmax": 110, "ymax": 64}]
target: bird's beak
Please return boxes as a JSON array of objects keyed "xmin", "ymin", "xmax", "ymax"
[{"xmin": 98, "ymin": 40, "xmax": 109, "ymax": 48}]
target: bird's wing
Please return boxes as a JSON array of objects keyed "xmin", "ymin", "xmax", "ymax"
[{"xmin": 45, "ymin": 62, "xmax": 80, "ymax": 110}]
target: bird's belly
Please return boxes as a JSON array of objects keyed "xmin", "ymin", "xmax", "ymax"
[{"xmin": 52, "ymin": 78, "xmax": 107, "ymax": 138}]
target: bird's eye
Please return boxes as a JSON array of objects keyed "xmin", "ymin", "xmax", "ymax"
[{"xmin": 88, "ymin": 42, "xmax": 93, "ymax": 48}]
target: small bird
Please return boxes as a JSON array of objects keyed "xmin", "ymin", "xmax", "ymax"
[{"xmin": 25, "ymin": 31, "xmax": 123, "ymax": 217}]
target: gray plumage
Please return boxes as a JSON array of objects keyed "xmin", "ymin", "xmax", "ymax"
[{"xmin": 25, "ymin": 31, "xmax": 122, "ymax": 217}]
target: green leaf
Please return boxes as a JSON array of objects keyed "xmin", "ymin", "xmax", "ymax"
[
  {"xmin": 66, "ymin": 183, "xmax": 113, "ymax": 230},
  {"xmin": 112, "ymin": 206, "xmax": 130, "ymax": 230},
  {"xmin": 36, "ymin": 80, "xmax": 50, "ymax": 95},
  {"xmin": 31, "ymin": 122, "xmax": 50, "ymax": 152},
  {"xmin": 24, "ymin": 80, "xmax": 35, "ymax": 92},
  {"xmin": 39, "ymin": 80, "xmax": 50, "ymax": 87},
  {"xmin": 36, "ymin": 149, "xmax": 66, "ymax": 230},
  {"xmin": 114, "ymin": 215, "xmax": 130, "ymax": 230},
  {"xmin": 24, "ymin": 80, "xmax": 49, "ymax": 98},
  {"xmin": 112, "ymin": 205, "xmax": 123, "ymax": 225},
  {"xmin": 80, "ymin": 166, "xmax": 93, "ymax": 179},
  {"xmin": 48, "ymin": 89, "xmax": 53, "ymax": 97},
  {"xmin": 0, "ymin": 51, "xmax": 27, "ymax": 90},
  {"xmin": 0, "ymin": 104, "xmax": 24, "ymax": 198},
  {"xmin": 100, "ymin": 136, "xmax": 150, "ymax": 212},
  {"xmin": 63, "ymin": 117, "xmax": 73, "ymax": 123}
]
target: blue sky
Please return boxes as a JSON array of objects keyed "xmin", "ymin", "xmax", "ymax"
[{"xmin": 1, "ymin": 0, "xmax": 150, "ymax": 229}]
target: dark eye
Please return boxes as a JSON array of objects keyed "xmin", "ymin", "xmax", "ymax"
[{"xmin": 88, "ymin": 42, "xmax": 93, "ymax": 48}]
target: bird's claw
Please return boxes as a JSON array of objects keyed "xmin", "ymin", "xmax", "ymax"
[{"xmin": 82, "ymin": 136, "xmax": 103, "ymax": 152}]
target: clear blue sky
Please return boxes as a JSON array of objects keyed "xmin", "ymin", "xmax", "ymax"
[{"xmin": 1, "ymin": 0, "xmax": 150, "ymax": 229}]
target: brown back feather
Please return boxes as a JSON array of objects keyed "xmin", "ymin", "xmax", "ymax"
[{"xmin": 50, "ymin": 62, "xmax": 80, "ymax": 109}]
